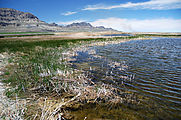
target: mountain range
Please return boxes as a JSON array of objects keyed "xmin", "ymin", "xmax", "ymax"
[{"xmin": 0, "ymin": 8, "xmax": 115, "ymax": 32}]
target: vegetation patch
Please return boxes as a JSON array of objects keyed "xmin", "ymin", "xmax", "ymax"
[{"xmin": 0, "ymin": 35, "xmax": 147, "ymax": 119}]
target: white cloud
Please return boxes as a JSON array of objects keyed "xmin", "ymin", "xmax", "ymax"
[
  {"xmin": 58, "ymin": 20, "xmax": 86, "ymax": 25},
  {"xmin": 90, "ymin": 17, "xmax": 181, "ymax": 32},
  {"xmin": 62, "ymin": 11, "xmax": 77, "ymax": 16},
  {"xmin": 83, "ymin": 0, "xmax": 181, "ymax": 10}
]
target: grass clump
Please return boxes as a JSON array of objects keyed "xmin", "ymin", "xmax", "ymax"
[{"xmin": 2, "ymin": 44, "xmax": 70, "ymax": 97}]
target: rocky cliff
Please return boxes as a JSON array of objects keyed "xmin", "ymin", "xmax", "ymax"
[
  {"xmin": 0, "ymin": 8, "xmax": 63, "ymax": 32},
  {"xmin": 0, "ymin": 8, "xmax": 40, "ymax": 27},
  {"xmin": 66, "ymin": 22, "xmax": 93, "ymax": 28},
  {"xmin": 0, "ymin": 8, "xmax": 116, "ymax": 32}
]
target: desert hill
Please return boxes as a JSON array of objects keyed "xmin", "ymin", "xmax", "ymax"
[{"xmin": 0, "ymin": 8, "xmax": 115, "ymax": 32}]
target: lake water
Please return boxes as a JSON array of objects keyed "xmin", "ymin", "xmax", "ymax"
[
  {"xmin": 103, "ymin": 33, "xmax": 133, "ymax": 36},
  {"xmin": 70, "ymin": 37, "xmax": 181, "ymax": 119}
]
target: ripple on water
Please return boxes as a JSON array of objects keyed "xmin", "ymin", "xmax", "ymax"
[{"xmin": 70, "ymin": 37, "xmax": 181, "ymax": 119}]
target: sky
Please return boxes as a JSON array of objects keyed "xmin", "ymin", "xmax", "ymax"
[{"xmin": 0, "ymin": 0, "xmax": 181, "ymax": 32}]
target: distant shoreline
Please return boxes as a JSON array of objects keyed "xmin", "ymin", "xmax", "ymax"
[{"xmin": 0, "ymin": 31, "xmax": 181, "ymax": 40}]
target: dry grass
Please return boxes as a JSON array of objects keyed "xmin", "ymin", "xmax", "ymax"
[{"xmin": 0, "ymin": 36, "xmax": 145, "ymax": 119}]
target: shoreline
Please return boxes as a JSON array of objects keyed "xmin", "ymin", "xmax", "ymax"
[
  {"xmin": 1, "ymin": 35, "xmax": 177, "ymax": 119},
  {"xmin": 1, "ymin": 31, "xmax": 181, "ymax": 41},
  {"xmin": 0, "ymin": 36, "xmax": 148, "ymax": 119}
]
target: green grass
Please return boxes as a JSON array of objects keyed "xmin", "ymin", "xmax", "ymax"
[
  {"xmin": 113, "ymin": 35, "xmax": 144, "ymax": 39},
  {"xmin": 139, "ymin": 34, "xmax": 181, "ymax": 37},
  {"xmin": 0, "ymin": 35, "xmax": 143, "ymax": 97},
  {"xmin": 0, "ymin": 32, "xmax": 51, "ymax": 34},
  {"xmin": 0, "ymin": 37, "xmax": 105, "ymax": 97},
  {"xmin": 0, "ymin": 38, "xmax": 103, "ymax": 52},
  {"xmin": 0, "ymin": 33, "xmax": 54, "ymax": 38}
]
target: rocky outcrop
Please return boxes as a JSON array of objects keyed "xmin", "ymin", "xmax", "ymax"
[
  {"xmin": 66, "ymin": 22, "xmax": 93, "ymax": 28},
  {"xmin": 0, "ymin": 8, "xmax": 43, "ymax": 26},
  {"xmin": 0, "ymin": 8, "xmax": 116, "ymax": 32}
]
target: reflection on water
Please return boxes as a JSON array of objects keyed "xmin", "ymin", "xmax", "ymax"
[{"xmin": 70, "ymin": 37, "xmax": 181, "ymax": 119}]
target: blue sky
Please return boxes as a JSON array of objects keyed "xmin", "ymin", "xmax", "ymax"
[{"xmin": 0, "ymin": 0, "xmax": 181, "ymax": 32}]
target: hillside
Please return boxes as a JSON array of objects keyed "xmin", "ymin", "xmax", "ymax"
[{"xmin": 0, "ymin": 8, "xmax": 116, "ymax": 32}]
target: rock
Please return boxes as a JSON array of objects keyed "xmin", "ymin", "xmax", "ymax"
[
  {"xmin": 0, "ymin": 8, "xmax": 40, "ymax": 26},
  {"xmin": 66, "ymin": 22, "xmax": 93, "ymax": 28}
]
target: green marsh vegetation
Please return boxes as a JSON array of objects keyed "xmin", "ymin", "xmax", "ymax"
[
  {"xmin": 136, "ymin": 34, "xmax": 181, "ymax": 37},
  {"xmin": 0, "ymin": 32, "xmax": 54, "ymax": 38},
  {"xmin": 1, "ymin": 36, "xmax": 134, "ymax": 96},
  {"xmin": 0, "ymin": 38, "xmax": 98, "ymax": 97},
  {"xmin": 0, "ymin": 35, "xmax": 149, "ymax": 119},
  {"xmin": 0, "ymin": 38, "xmax": 107, "ymax": 119},
  {"xmin": 0, "ymin": 32, "xmax": 49, "ymax": 34}
]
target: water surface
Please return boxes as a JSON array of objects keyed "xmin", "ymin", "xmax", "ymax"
[
  {"xmin": 70, "ymin": 37, "xmax": 181, "ymax": 119},
  {"xmin": 103, "ymin": 33, "xmax": 133, "ymax": 36}
]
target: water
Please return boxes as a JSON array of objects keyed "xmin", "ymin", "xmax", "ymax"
[
  {"xmin": 103, "ymin": 33, "xmax": 133, "ymax": 36},
  {"xmin": 70, "ymin": 37, "xmax": 181, "ymax": 119}
]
